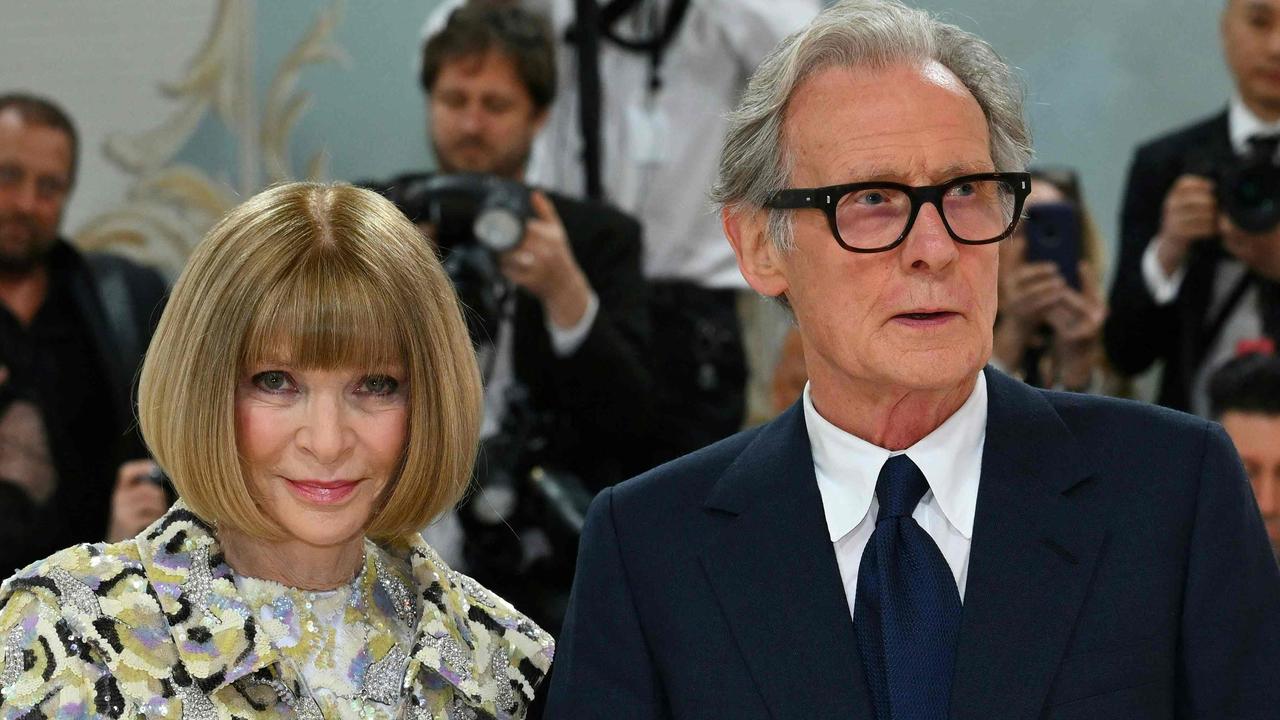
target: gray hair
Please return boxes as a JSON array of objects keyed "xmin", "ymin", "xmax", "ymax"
[{"xmin": 711, "ymin": 0, "xmax": 1032, "ymax": 250}]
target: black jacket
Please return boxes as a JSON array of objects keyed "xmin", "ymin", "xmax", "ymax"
[
  {"xmin": 0, "ymin": 240, "xmax": 167, "ymax": 577},
  {"xmin": 375, "ymin": 173, "xmax": 652, "ymax": 491},
  {"xmin": 1105, "ymin": 109, "xmax": 1280, "ymax": 410},
  {"xmin": 546, "ymin": 367, "xmax": 1280, "ymax": 718}
]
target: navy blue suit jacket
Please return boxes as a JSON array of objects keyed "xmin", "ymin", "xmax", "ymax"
[{"xmin": 544, "ymin": 368, "xmax": 1280, "ymax": 719}]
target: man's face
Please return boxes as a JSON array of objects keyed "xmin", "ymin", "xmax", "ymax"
[
  {"xmin": 0, "ymin": 110, "xmax": 73, "ymax": 273},
  {"xmin": 428, "ymin": 49, "xmax": 546, "ymax": 180},
  {"xmin": 1220, "ymin": 410, "xmax": 1280, "ymax": 551},
  {"xmin": 1223, "ymin": 0, "xmax": 1280, "ymax": 119},
  {"xmin": 741, "ymin": 62, "xmax": 1000, "ymax": 400}
]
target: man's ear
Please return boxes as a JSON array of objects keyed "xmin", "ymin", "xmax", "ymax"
[{"xmin": 723, "ymin": 205, "xmax": 789, "ymax": 298}]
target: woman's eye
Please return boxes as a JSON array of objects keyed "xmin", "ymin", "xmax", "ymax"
[
  {"xmin": 361, "ymin": 375, "xmax": 400, "ymax": 396},
  {"xmin": 252, "ymin": 371, "xmax": 293, "ymax": 392}
]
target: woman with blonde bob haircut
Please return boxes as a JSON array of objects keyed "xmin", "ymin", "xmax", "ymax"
[{"xmin": 0, "ymin": 182, "xmax": 555, "ymax": 719}]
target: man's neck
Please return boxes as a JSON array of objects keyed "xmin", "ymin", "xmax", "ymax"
[
  {"xmin": 808, "ymin": 372, "xmax": 978, "ymax": 451},
  {"xmin": 1238, "ymin": 93, "xmax": 1280, "ymax": 125},
  {"xmin": 0, "ymin": 265, "xmax": 50, "ymax": 327}
]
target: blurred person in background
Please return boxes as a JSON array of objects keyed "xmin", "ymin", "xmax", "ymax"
[
  {"xmin": 991, "ymin": 167, "xmax": 1109, "ymax": 392},
  {"xmin": 0, "ymin": 93, "xmax": 168, "ymax": 579},
  {"xmin": 1209, "ymin": 340, "xmax": 1280, "ymax": 559},
  {"xmin": 522, "ymin": 0, "xmax": 820, "ymax": 462},
  {"xmin": 0, "ymin": 182, "xmax": 554, "ymax": 718},
  {"xmin": 1107, "ymin": 0, "xmax": 1280, "ymax": 415},
  {"xmin": 377, "ymin": 0, "xmax": 650, "ymax": 634}
]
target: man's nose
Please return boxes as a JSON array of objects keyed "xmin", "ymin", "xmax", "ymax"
[
  {"xmin": 296, "ymin": 396, "xmax": 354, "ymax": 466},
  {"xmin": 900, "ymin": 202, "xmax": 959, "ymax": 271}
]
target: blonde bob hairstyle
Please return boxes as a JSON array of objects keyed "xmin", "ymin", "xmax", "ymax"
[{"xmin": 138, "ymin": 182, "xmax": 482, "ymax": 543}]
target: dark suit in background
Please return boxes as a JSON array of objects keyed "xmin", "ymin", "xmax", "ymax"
[
  {"xmin": 511, "ymin": 189, "xmax": 652, "ymax": 490},
  {"xmin": 1106, "ymin": 110, "xmax": 1280, "ymax": 410},
  {"xmin": 0, "ymin": 241, "xmax": 166, "ymax": 577},
  {"xmin": 546, "ymin": 367, "xmax": 1280, "ymax": 718}
]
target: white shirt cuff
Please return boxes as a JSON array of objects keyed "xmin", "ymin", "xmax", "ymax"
[
  {"xmin": 546, "ymin": 291, "xmax": 599, "ymax": 357},
  {"xmin": 1141, "ymin": 238, "xmax": 1186, "ymax": 306}
]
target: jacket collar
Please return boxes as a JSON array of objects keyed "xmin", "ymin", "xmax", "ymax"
[{"xmin": 132, "ymin": 502, "xmax": 522, "ymax": 706}]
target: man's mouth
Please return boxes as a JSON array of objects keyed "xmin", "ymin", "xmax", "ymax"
[{"xmin": 895, "ymin": 310, "xmax": 958, "ymax": 320}]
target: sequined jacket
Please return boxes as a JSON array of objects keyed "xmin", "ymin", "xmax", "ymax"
[{"xmin": 0, "ymin": 504, "xmax": 554, "ymax": 719}]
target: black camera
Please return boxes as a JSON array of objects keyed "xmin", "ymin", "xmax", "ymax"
[
  {"xmin": 377, "ymin": 173, "xmax": 534, "ymax": 343},
  {"xmin": 1191, "ymin": 145, "xmax": 1280, "ymax": 234},
  {"xmin": 1217, "ymin": 154, "xmax": 1280, "ymax": 233}
]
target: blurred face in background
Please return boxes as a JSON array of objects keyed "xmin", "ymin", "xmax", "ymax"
[
  {"xmin": 0, "ymin": 110, "xmax": 72, "ymax": 273},
  {"xmin": 1220, "ymin": 410, "xmax": 1280, "ymax": 551},
  {"xmin": 428, "ymin": 48, "xmax": 547, "ymax": 180},
  {"xmin": 1223, "ymin": 0, "xmax": 1280, "ymax": 120}
]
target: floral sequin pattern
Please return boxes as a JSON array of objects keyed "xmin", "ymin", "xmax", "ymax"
[{"xmin": 0, "ymin": 503, "xmax": 554, "ymax": 720}]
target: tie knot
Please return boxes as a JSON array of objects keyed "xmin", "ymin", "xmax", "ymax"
[
  {"xmin": 1247, "ymin": 133, "xmax": 1280, "ymax": 161},
  {"xmin": 875, "ymin": 454, "xmax": 929, "ymax": 520}
]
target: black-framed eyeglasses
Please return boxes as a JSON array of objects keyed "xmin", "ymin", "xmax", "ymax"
[{"xmin": 764, "ymin": 172, "xmax": 1032, "ymax": 253}]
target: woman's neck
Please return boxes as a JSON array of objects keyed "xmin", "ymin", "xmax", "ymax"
[{"xmin": 218, "ymin": 528, "xmax": 366, "ymax": 590}]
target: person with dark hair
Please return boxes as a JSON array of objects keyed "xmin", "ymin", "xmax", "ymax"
[
  {"xmin": 0, "ymin": 92, "xmax": 168, "ymax": 579},
  {"xmin": 378, "ymin": 0, "xmax": 651, "ymax": 634},
  {"xmin": 1107, "ymin": 0, "xmax": 1280, "ymax": 415},
  {"xmin": 1209, "ymin": 342, "xmax": 1280, "ymax": 555}
]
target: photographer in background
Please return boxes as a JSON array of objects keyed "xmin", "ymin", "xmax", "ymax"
[
  {"xmin": 1208, "ymin": 341, "xmax": 1280, "ymax": 559},
  {"xmin": 0, "ymin": 93, "xmax": 168, "ymax": 578},
  {"xmin": 374, "ymin": 1, "xmax": 649, "ymax": 632},
  {"xmin": 1107, "ymin": 0, "xmax": 1280, "ymax": 415}
]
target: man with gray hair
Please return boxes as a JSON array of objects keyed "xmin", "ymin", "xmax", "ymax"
[{"xmin": 544, "ymin": 1, "xmax": 1280, "ymax": 717}]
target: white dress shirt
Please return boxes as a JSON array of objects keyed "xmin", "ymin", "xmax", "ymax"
[
  {"xmin": 1140, "ymin": 96, "xmax": 1273, "ymax": 415},
  {"xmin": 523, "ymin": 0, "xmax": 820, "ymax": 287},
  {"xmin": 804, "ymin": 372, "xmax": 987, "ymax": 622}
]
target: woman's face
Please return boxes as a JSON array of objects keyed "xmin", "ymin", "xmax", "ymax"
[{"xmin": 234, "ymin": 362, "xmax": 409, "ymax": 550}]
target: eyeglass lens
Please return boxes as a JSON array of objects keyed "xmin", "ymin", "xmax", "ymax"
[{"xmin": 834, "ymin": 178, "xmax": 1018, "ymax": 250}]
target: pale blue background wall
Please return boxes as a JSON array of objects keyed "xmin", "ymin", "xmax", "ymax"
[{"xmin": 254, "ymin": 0, "xmax": 1234, "ymax": 276}]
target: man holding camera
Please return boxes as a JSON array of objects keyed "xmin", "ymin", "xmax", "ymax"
[
  {"xmin": 1107, "ymin": 0, "xmax": 1280, "ymax": 414},
  {"xmin": 378, "ymin": 1, "xmax": 649, "ymax": 630}
]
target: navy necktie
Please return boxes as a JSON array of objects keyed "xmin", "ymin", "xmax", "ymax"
[{"xmin": 853, "ymin": 454, "xmax": 962, "ymax": 720}]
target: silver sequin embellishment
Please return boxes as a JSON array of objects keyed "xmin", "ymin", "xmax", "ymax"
[
  {"xmin": 407, "ymin": 706, "xmax": 436, "ymax": 720},
  {"xmin": 452, "ymin": 572, "xmax": 495, "ymax": 609},
  {"xmin": 49, "ymin": 568, "xmax": 103, "ymax": 619},
  {"xmin": 375, "ymin": 556, "xmax": 418, "ymax": 627},
  {"xmin": 1, "ymin": 625, "xmax": 24, "ymax": 688},
  {"xmin": 362, "ymin": 643, "xmax": 410, "ymax": 705},
  {"xmin": 490, "ymin": 645, "xmax": 516, "ymax": 711},
  {"xmin": 181, "ymin": 546, "xmax": 217, "ymax": 622},
  {"xmin": 447, "ymin": 697, "xmax": 478, "ymax": 720},
  {"xmin": 430, "ymin": 635, "xmax": 472, "ymax": 681},
  {"xmin": 176, "ymin": 684, "xmax": 217, "ymax": 720}
]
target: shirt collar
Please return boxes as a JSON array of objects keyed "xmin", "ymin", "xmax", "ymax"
[
  {"xmin": 804, "ymin": 372, "xmax": 987, "ymax": 542},
  {"xmin": 1228, "ymin": 95, "xmax": 1280, "ymax": 157}
]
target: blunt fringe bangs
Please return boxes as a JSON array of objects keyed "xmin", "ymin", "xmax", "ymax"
[{"xmin": 138, "ymin": 182, "xmax": 483, "ymax": 544}]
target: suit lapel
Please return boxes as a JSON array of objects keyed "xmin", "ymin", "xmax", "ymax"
[
  {"xmin": 699, "ymin": 404, "xmax": 874, "ymax": 720},
  {"xmin": 949, "ymin": 369, "xmax": 1107, "ymax": 720}
]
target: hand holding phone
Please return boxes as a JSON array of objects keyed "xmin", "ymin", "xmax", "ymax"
[{"xmin": 1024, "ymin": 202, "xmax": 1082, "ymax": 290}]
